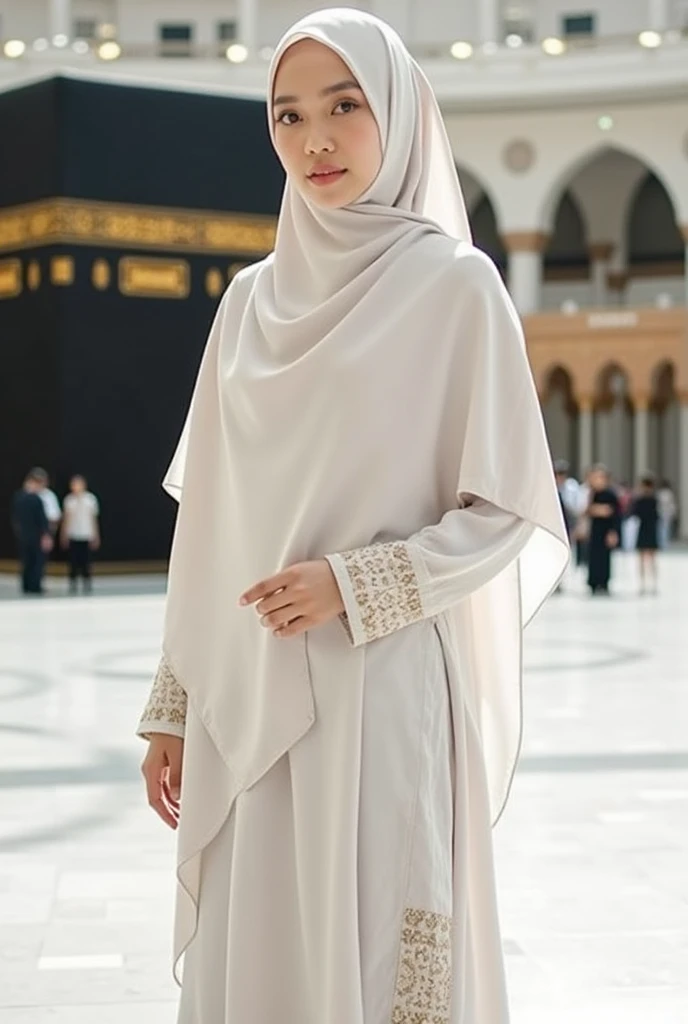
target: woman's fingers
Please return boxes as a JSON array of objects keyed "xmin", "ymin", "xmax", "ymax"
[
  {"xmin": 240, "ymin": 569, "xmax": 294, "ymax": 606},
  {"xmin": 274, "ymin": 616, "xmax": 310, "ymax": 638},
  {"xmin": 255, "ymin": 590, "xmax": 293, "ymax": 616}
]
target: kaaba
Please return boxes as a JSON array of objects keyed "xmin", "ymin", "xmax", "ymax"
[{"xmin": 0, "ymin": 75, "xmax": 283, "ymax": 565}]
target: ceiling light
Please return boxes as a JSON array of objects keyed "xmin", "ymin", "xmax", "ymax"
[
  {"xmin": 98, "ymin": 23, "xmax": 117, "ymax": 40},
  {"xmin": 226, "ymin": 43, "xmax": 248, "ymax": 63},
  {"xmin": 450, "ymin": 40, "xmax": 473, "ymax": 60},
  {"xmin": 72, "ymin": 39, "xmax": 90, "ymax": 55},
  {"xmin": 597, "ymin": 115, "xmax": 614, "ymax": 131},
  {"xmin": 33, "ymin": 38, "xmax": 49, "ymax": 51},
  {"xmin": 52, "ymin": 34, "xmax": 69, "ymax": 48},
  {"xmin": 3, "ymin": 39, "xmax": 26, "ymax": 58},
  {"xmin": 542, "ymin": 37, "xmax": 566, "ymax": 56},
  {"xmin": 638, "ymin": 30, "xmax": 662, "ymax": 48},
  {"xmin": 505, "ymin": 34, "xmax": 524, "ymax": 48},
  {"xmin": 97, "ymin": 41, "xmax": 122, "ymax": 61}
]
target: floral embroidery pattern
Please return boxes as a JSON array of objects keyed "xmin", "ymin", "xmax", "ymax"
[
  {"xmin": 138, "ymin": 656, "xmax": 187, "ymax": 731},
  {"xmin": 339, "ymin": 542, "xmax": 423, "ymax": 643},
  {"xmin": 392, "ymin": 908, "xmax": 452, "ymax": 1024}
]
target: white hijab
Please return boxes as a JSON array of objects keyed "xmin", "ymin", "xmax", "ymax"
[{"xmin": 162, "ymin": 9, "xmax": 569, "ymax": 828}]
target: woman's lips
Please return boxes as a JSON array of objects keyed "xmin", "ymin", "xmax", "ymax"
[{"xmin": 308, "ymin": 167, "xmax": 347, "ymax": 186}]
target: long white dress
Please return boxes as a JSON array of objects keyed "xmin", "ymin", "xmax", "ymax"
[{"xmin": 139, "ymin": 501, "xmax": 537, "ymax": 1024}]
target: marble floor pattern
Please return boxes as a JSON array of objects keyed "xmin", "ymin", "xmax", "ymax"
[{"xmin": 0, "ymin": 551, "xmax": 686, "ymax": 1023}]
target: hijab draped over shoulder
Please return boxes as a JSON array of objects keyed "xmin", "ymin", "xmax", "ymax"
[{"xmin": 162, "ymin": 8, "xmax": 569, "ymax": 835}]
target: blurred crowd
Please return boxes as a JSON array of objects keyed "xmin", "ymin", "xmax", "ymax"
[
  {"xmin": 10, "ymin": 468, "xmax": 100, "ymax": 596},
  {"xmin": 554, "ymin": 460, "xmax": 677, "ymax": 597}
]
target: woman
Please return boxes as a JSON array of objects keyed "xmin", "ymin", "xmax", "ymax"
[
  {"xmin": 630, "ymin": 474, "xmax": 660, "ymax": 594},
  {"xmin": 586, "ymin": 464, "xmax": 621, "ymax": 595},
  {"xmin": 137, "ymin": 11, "xmax": 568, "ymax": 1024}
]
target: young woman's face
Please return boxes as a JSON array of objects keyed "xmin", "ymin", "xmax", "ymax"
[{"xmin": 272, "ymin": 39, "xmax": 382, "ymax": 209}]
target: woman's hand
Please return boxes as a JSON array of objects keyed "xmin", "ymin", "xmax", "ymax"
[
  {"xmin": 141, "ymin": 734, "xmax": 184, "ymax": 829},
  {"xmin": 606, "ymin": 531, "xmax": 619, "ymax": 549},
  {"xmin": 240, "ymin": 559, "xmax": 345, "ymax": 638}
]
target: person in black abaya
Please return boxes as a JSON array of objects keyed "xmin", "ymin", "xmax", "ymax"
[{"xmin": 586, "ymin": 464, "xmax": 621, "ymax": 595}]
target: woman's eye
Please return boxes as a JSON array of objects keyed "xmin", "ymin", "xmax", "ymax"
[
  {"xmin": 277, "ymin": 111, "xmax": 299, "ymax": 126},
  {"xmin": 333, "ymin": 100, "xmax": 359, "ymax": 115}
]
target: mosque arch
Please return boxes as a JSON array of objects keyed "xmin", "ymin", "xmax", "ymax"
[
  {"xmin": 594, "ymin": 363, "xmax": 634, "ymax": 482},
  {"xmin": 538, "ymin": 143, "xmax": 681, "ymax": 240},
  {"xmin": 541, "ymin": 365, "xmax": 579, "ymax": 467}
]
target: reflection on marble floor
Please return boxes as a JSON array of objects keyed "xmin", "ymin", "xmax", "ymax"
[{"xmin": 0, "ymin": 552, "xmax": 687, "ymax": 1023}]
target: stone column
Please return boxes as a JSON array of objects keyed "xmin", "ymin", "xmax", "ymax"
[
  {"xmin": 647, "ymin": 0, "xmax": 669, "ymax": 30},
  {"xmin": 606, "ymin": 270, "xmax": 629, "ymax": 307},
  {"xmin": 49, "ymin": 0, "xmax": 71, "ymax": 39},
  {"xmin": 588, "ymin": 241, "xmax": 613, "ymax": 308},
  {"xmin": 479, "ymin": 0, "xmax": 501, "ymax": 45},
  {"xmin": 238, "ymin": 0, "xmax": 258, "ymax": 54},
  {"xmin": 633, "ymin": 393, "xmax": 650, "ymax": 481},
  {"xmin": 679, "ymin": 396, "xmax": 688, "ymax": 540},
  {"xmin": 502, "ymin": 232, "xmax": 548, "ymax": 316},
  {"xmin": 578, "ymin": 395, "xmax": 594, "ymax": 476}
]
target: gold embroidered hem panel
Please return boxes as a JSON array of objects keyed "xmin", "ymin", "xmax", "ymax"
[
  {"xmin": 137, "ymin": 656, "xmax": 188, "ymax": 739},
  {"xmin": 392, "ymin": 908, "xmax": 452, "ymax": 1024}
]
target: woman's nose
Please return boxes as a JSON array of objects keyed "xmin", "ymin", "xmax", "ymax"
[{"xmin": 305, "ymin": 130, "xmax": 335, "ymax": 154}]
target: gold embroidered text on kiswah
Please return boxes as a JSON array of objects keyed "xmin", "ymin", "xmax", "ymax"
[{"xmin": 155, "ymin": 6, "xmax": 569, "ymax": 1014}]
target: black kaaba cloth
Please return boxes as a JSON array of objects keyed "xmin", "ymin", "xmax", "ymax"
[{"xmin": 0, "ymin": 75, "xmax": 283, "ymax": 562}]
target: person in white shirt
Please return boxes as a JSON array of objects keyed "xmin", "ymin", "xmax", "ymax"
[
  {"xmin": 60, "ymin": 475, "xmax": 100, "ymax": 594},
  {"xmin": 32, "ymin": 467, "xmax": 62, "ymax": 534}
]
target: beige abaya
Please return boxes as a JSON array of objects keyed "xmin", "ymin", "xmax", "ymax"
[{"xmin": 137, "ymin": 9, "xmax": 569, "ymax": 1023}]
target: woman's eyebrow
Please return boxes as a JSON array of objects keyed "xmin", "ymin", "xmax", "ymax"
[{"xmin": 273, "ymin": 80, "xmax": 362, "ymax": 107}]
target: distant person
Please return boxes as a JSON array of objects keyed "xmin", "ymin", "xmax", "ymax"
[
  {"xmin": 657, "ymin": 479, "xmax": 677, "ymax": 549},
  {"xmin": 630, "ymin": 475, "xmax": 660, "ymax": 595},
  {"xmin": 586, "ymin": 464, "xmax": 621, "ymax": 595},
  {"xmin": 33, "ymin": 467, "xmax": 62, "ymax": 536},
  {"xmin": 573, "ymin": 467, "xmax": 592, "ymax": 568},
  {"xmin": 554, "ymin": 459, "xmax": 580, "ymax": 538},
  {"xmin": 11, "ymin": 471, "xmax": 54, "ymax": 595},
  {"xmin": 60, "ymin": 475, "xmax": 101, "ymax": 594}
]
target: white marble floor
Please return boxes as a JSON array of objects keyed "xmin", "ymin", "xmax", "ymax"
[{"xmin": 0, "ymin": 552, "xmax": 686, "ymax": 1023}]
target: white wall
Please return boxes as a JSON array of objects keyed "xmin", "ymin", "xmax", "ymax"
[
  {"xmin": 627, "ymin": 276, "xmax": 685, "ymax": 306},
  {"xmin": 117, "ymin": 0, "xmax": 239, "ymax": 46},
  {"xmin": 535, "ymin": 0, "xmax": 650, "ymax": 39},
  {"xmin": 3, "ymin": 0, "xmax": 681, "ymax": 47},
  {"xmin": 542, "ymin": 281, "xmax": 595, "ymax": 310},
  {"xmin": 443, "ymin": 98, "xmax": 688, "ymax": 232},
  {"xmin": 0, "ymin": 0, "xmax": 49, "ymax": 41}
]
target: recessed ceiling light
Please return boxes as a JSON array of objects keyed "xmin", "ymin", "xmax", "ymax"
[
  {"xmin": 505, "ymin": 34, "xmax": 524, "ymax": 48},
  {"xmin": 97, "ymin": 41, "xmax": 122, "ymax": 61},
  {"xmin": 542, "ymin": 37, "xmax": 566, "ymax": 56},
  {"xmin": 598, "ymin": 115, "xmax": 614, "ymax": 131},
  {"xmin": 450, "ymin": 41, "xmax": 473, "ymax": 60},
  {"xmin": 3, "ymin": 39, "xmax": 26, "ymax": 58},
  {"xmin": 226, "ymin": 43, "xmax": 248, "ymax": 63},
  {"xmin": 638, "ymin": 30, "xmax": 662, "ymax": 48}
]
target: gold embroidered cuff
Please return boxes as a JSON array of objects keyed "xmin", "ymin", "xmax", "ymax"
[
  {"xmin": 392, "ymin": 908, "xmax": 452, "ymax": 1024},
  {"xmin": 136, "ymin": 656, "xmax": 188, "ymax": 739},
  {"xmin": 325, "ymin": 542, "xmax": 424, "ymax": 647}
]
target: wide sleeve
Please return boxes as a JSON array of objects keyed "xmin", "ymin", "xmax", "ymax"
[
  {"xmin": 325, "ymin": 496, "xmax": 534, "ymax": 648},
  {"xmin": 136, "ymin": 656, "xmax": 188, "ymax": 740}
]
